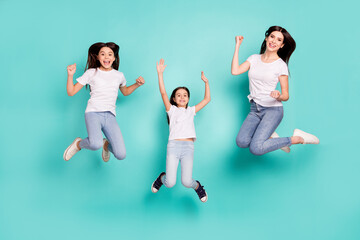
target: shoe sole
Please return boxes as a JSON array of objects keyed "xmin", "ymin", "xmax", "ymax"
[
  {"xmin": 102, "ymin": 139, "xmax": 110, "ymax": 162},
  {"xmin": 151, "ymin": 181, "xmax": 159, "ymax": 193},
  {"xmin": 63, "ymin": 138, "xmax": 81, "ymax": 161}
]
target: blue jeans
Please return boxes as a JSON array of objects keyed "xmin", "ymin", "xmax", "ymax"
[
  {"xmin": 236, "ymin": 101, "xmax": 291, "ymax": 155},
  {"xmin": 161, "ymin": 140, "xmax": 198, "ymax": 189},
  {"xmin": 79, "ymin": 111, "xmax": 126, "ymax": 160}
]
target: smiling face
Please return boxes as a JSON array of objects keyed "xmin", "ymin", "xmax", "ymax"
[
  {"xmin": 265, "ymin": 31, "xmax": 285, "ymax": 53},
  {"xmin": 173, "ymin": 88, "xmax": 189, "ymax": 108},
  {"xmin": 97, "ymin": 47, "xmax": 115, "ymax": 71}
]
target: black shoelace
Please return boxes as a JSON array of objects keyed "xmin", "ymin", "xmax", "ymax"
[{"xmin": 195, "ymin": 184, "xmax": 206, "ymax": 198}]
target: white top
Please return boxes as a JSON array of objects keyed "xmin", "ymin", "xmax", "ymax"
[
  {"xmin": 246, "ymin": 54, "xmax": 289, "ymax": 107},
  {"xmin": 77, "ymin": 68, "xmax": 127, "ymax": 116},
  {"xmin": 167, "ymin": 105, "xmax": 196, "ymax": 141}
]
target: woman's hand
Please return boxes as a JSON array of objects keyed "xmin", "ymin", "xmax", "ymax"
[
  {"xmin": 156, "ymin": 59, "xmax": 167, "ymax": 74},
  {"xmin": 235, "ymin": 36, "xmax": 244, "ymax": 47},
  {"xmin": 67, "ymin": 63, "xmax": 76, "ymax": 76},
  {"xmin": 270, "ymin": 90, "xmax": 281, "ymax": 100},
  {"xmin": 136, "ymin": 76, "xmax": 145, "ymax": 86},
  {"xmin": 201, "ymin": 71, "xmax": 208, "ymax": 83}
]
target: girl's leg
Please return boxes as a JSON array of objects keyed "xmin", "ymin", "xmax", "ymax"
[
  {"xmin": 236, "ymin": 111, "xmax": 261, "ymax": 148},
  {"xmin": 102, "ymin": 112, "xmax": 126, "ymax": 160},
  {"xmin": 249, "ymin": 107, "xmax": 291, "ymax": 155},
  {"xmin": 162, "ymin": 141, "xmax": 180, "ymax": 188},
  {"xmin": 180, "ymin": 142, "xmax": 198, "ymax": 189},
  {"xmin": 79, "ymin": 112, "xmax": 103, "ymax": 150}
]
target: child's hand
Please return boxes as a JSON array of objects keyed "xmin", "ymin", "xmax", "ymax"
[
  {"xmin": 136, "ymin": 76, "xmax": 145, "ymax": 86},
  {"xmin": 67, "ymin": 63, "xmax": 76, "ymax": 76},
  {"xmin": 201, "ymin": 71, "xmax": 208, "ymax": 83},
  {"xmin": 270, "ymin": 90, "xmax": 281, "ymax": 99},
  {"xmin": 235, "ymin": 36, "xmax": 244, "ymax": 46},
  {"xmin": 156, "ymin": 59, "xmax": 167, "ymax": 74}
]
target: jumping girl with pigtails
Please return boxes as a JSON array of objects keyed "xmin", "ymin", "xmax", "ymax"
[
  {"xmin": 151, "ymin": 59, "xmax": 210, "ymax": 203},
  {"xmin": 63, "ymin": 42, "xmax": 145, "ymax": 162},
  {"xmin": 231, "ymin": 26, "xmax": 319, "ymax": 156}
]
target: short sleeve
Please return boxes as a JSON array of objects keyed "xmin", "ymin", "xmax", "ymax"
[
  {"xmin": 76, "ymin": 69, "xmax": 95, "ymax": 85},
  {"xmin": 167, "ymin": 105, "xmax": 176, "ymax": 118},
  {"xmin": 279, "ymin": 62, "xmax": 289, "ymax": 76},
  {"xmin": 190, "ymin": 106, "xmax": 196, "ymax": 116},
  {"xmin": 119, "ymin": 72, "xmax": 127, "ymax": 87},
  {"xmin": 246, "ymin": 54, "xmax": 256, "ymax": 65}
]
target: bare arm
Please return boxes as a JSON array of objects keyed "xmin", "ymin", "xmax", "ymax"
[
  {"xmin": 120, "ymin": 76, "xmax": 145, "ymax": 96},
  {"xmin": 66, "ymin": 63, "xmax": 84, "ymax": 96},
  {"xmin": 156, "ymin": 59, "xmax": 171, "ymax": 111},
  {"xmin": 195, "ymin": 71, "xmax": 211, "ymax": 113},
  {"xmin": 231, "ymin": 36, "xmax": 250, "ymax": 75},
  {"xmin": 270, "ymin": 75, "xmax": 289, "ymax": 101}
]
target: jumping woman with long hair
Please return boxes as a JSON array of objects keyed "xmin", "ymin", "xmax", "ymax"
[
  {"xmin": 63, "ymin": 42, "xmax": 145, "ymax": 162},
  {"xmin": 231, "ymin": 26, "xmax": 319, "ymax": 155}
]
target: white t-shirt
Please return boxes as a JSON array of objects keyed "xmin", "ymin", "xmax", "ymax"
[
  {"xmin": 246, "ymin": 54, "xmax": 289, "ymax": 107},
  {"xmin": 167, "ymin": 105, "xmax": 196, "ymax": 141},
  {"xmin": 77, "ymin": 68, "xmax": 127, "ymax": 116}
]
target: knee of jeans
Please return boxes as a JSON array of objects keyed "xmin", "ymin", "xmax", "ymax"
[
  {"xmin": 88, "ymin": 139, "xmax": 103, "ymax": 150},
  {"xmin": 249, "ymin": 143, "xmax": 265, "ymax": 156},
  {"xmin": 165, "ymin": 178, "xmax": 176, "ymax": 188},
  {"xmin": 113, "ymin": 150, "xmax": 126, "ymax": 160},
  {"xmin": 236, "ymin": 137, "xmax": 250, "ymax": 148},
  {"xmin": 181, "ymin": 179, "xmax": 194, "ymax": 188}
]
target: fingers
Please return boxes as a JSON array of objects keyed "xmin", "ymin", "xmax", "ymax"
[{"xmin": 136, "ymin": 76, "xmax": 145, "ymax": 86}]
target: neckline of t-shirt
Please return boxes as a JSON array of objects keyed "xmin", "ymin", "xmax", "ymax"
[
  {"xmin": 259, "ymin": 54, "xmax": 281, "ymax": 64},
  {"xmin": 97, "ymin": 68, "xmax": 115, "ymax": 73}
]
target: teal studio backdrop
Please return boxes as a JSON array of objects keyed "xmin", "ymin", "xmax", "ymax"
[{"xmin": 1, "ymin": 0, "xmax": 359, "ymax": 239}]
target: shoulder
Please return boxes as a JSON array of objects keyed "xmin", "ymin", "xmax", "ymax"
[
  {"xmin": 85, "ymin": 68, "xmax": 96, "ymax": 74},
  {"xmin": 246, "ymin": 54, "xmax": 260, "ymax": 63}
]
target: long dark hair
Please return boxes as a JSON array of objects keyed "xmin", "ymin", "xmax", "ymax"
[
  {"xmin": 260, "ymin": 26, "xmax": 296, "ymax": 65},
  {"xmin": 85, "ymin": 42, "xmax": 120, "ymax": 71},
  {"xmin": 167, "ymin": 86, "xmax": 190, "ymax": 124},
  {"xmin": 84, "ymin": 42, "xmax": 120, "ymax": 90}
]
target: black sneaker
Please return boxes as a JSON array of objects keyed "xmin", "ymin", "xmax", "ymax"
[
  {"xmin": 195, "ymin": 180, "xmax": 208, "ymax": 202},
  {"xmin": 151, "ymin": 172, "xmax": 165, "ymax": 193}
]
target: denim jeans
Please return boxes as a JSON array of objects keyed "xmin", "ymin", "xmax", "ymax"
[
  {"xmin": 79, "ymin": 111, "xmax": 126, "ymax": 160},
  {"xmin": 236, "ymin": 101, "xmax": 291, "ymax": 155},
  {"xmin": 161, "ymin": 140, "xmax": 198, "ymax": 189}
]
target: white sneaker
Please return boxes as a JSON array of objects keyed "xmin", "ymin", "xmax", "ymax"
[
  {"xmin": 102, "ymin": 138, "xmax": 110, "ymax": 162},
  {"xmin": 63, "ymin": 137, "xmax": 82, "ymax": 161},
  {"xmin": 293, "ymin": 129, "xmax": 319, "ymax": 144},
  {"xmin": 271, "ymin": 132, "xmax": 291, "ymax": 153}
]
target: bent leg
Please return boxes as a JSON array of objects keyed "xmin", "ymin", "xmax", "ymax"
[
  {"xmin": 79, "ymin": 112, "xmax": 103, "ymax": 151},
  {"xmin": 249, "ymin": 107, "xmax": 291, "ymax": 155},
  {"xmin": 102, "ymin": 113, "xmax": 126, "ymax": 160},
  {"xmin": 180, "ymin": 143, "xmax": 197, "ymax": 189},
  {"xmin": 162, "ymin": 141, "xmax": 180, "ymax": 188},
  {"xmin": 236, "ymin": 111, "xmax": 261, "ymax": 148}
]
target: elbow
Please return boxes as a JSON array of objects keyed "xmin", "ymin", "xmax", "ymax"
[
  {"xmin": 231, "ymin": 69, "xmax": 239, "ymax": 75},
  {"xmin": 67, "ymin": 91, "xmax": 74, "ymax": 96}
]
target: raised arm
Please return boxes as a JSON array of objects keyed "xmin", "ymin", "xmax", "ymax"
[
  {"xmin": 270, "ymin": 75, "xmax": 289, "ymax": 101},
  {"xmin": 231, "ymin": 36, "xmax": 250, "ymax": 75},
  {"xmin": 156, "ymin": 59, "xmax": 171, "ymax": 111},
  {"xmin": 119, "ymin": 76, "xmax": 145, "ymax": 96},
  {"xmin": 66, "ymin": 63, "xmax": 84, "ymax": 96},
  {"xmin": 195, "ymin": 71, "xmax": 211, "ymax": 113}
]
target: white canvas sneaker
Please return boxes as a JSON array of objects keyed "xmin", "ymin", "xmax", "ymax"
[
  {"xmin": 102, "ymin": 138, "xmax": 110, "ymax": 162},
  {"xmin": 270, "ymin": 132, "xmax": 291, "ymax": 153},
  {"xmin": 293, "ymin": 129, "xmax": 319, "ymax": 144},
  {"xmin": 63, "ymin": 137, "xmax": 82, "ymax": 161}
]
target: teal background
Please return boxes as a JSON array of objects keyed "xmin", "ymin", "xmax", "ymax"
[{"xmin": 1, "ymin": 0, "xmax": 359, "ymax": 239}]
